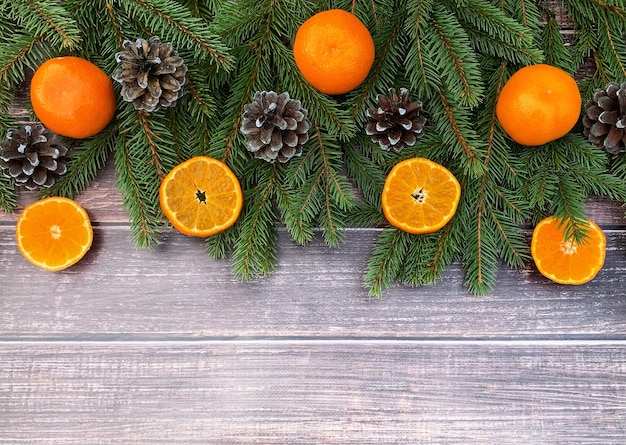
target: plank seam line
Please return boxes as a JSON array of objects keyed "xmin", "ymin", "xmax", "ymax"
[{"xmin": 1, "ymin": 338, "xmax": 625, "ymax": 346}]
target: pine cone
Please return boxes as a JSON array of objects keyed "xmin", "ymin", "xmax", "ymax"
[
  {"xmin": 240, "ymin": 91, "xmax": 310, "ymax": 163},
  {"xmin": 582, "ymin": 81, "xmax": 626, "ymax": 155},
  {"xmin": 112, "ymin": 36, "xmax": 188, "ymax": 112},
  {"xmin": 0, "ymin": 124, "xmax": 68, "ymax": 190},
  {"xmin": 366, "ymin": 88, "xmax": 426, "ymax": 152}
]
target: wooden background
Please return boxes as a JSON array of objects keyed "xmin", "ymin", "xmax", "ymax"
[{"xmin": 1, "ymin": 4, "xmax": 625, "ymax": 444}]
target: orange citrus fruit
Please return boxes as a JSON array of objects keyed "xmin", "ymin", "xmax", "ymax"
[
  {"xmin": 531, "ymin": 216, "xmax": 606, "ymax": 285},
  {"xmin": 159, "ymin": 156, "xmax": 243, "ymax": 237},
  {"xmin": 30, "ymin": 56, "xmax": 116, "ymax": 139},
  {"xmin": 293, "ymin": 9, "xmax": 375, "ymax": 95},
  {"xmin": 16, "ymin": 197, "xmax": 93, "ymax": 271},
  {"xmin": 496, "ymin": 64, "xmax": 581, "ymax": 146},
  {"xmin": 382, "ymin": 157, "xmax": 461, "ymax": 234}
]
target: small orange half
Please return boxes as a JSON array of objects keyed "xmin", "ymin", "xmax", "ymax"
[
  {"xmin": 531, "ymin": 216, "xmax": 606, "ymax": 285},
  {"xmin": 16, "ymin": 197, "xmax": 93, "ymax": 271},
  {"xmin": 382, "ymin": 158, "xmax": 461, "ymax": 234},
  {"xmin": 159, "ymin": 156, "xmax": 243, "ymax": 237}
]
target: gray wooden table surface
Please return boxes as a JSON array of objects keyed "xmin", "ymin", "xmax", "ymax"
[
  {"xmin": 1, "ymin": 146, "xmax": 625, "ymax": 445},
  {"xmin": 1, "ymin": 7, "xmax": 625, "ymax": 444}
]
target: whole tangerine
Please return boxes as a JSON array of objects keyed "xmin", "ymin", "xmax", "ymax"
[
  {"xmin": 30, "ymin": 56, "xmax": 117, "ymax": 139},
  {"xmin": 293, "ymin": 9, "xmax": 375, "ymax": 95},
  {"xmin": 495, "ymin": 64, "xmax": 581, "ymax": 146}
]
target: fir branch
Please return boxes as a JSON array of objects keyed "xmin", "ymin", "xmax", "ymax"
[
  {"xmin": 0, "ymin": 173, "xmax": 18, "ymax": 213},
  {"xmin": 555, "ymin": 177, "xmax": 590, "ymax": 238},
  {"xmin": 447, "ymin": 0, "xmax": 543, "ymax": 67},
  {"xmin": 7, "ymin": 0, "xmax": 81, "ymax": 49},
  {"xmin": 566, "ymin": 0, "xmax": 626, "ymax": 93},
  {"xmin": 287, "ymin": 127, "xmax": 356, "ymax": 246},
  {"xmin": 399, "ymin": 224, "xmax": 456, "ymax": 288},
  {"xmin": 116, "ymin": 0, "xmax": 233, "ymax": 68},
  {"xmin": 232, "ymin": 164, "xmax": 278, "ymax": 279},
  {"xmin": 431, "ymin": 89, "xmax": 486, "ymax": 176},
  {"xmin": 540, "ymin": 11, "xmax": 576, "ymax": 72},
  {"xmin": 209, "ymin": 0, "xmax": 306, "ymax": 166},
  {"xmin": 273, "ymin": 165, "xmax": 315, "ymax": 246},
  {"xmin": 274, "ymin": 41, "xmax": 357, "ymax": 140},
  {"xmin": 104, "ymin": 0, "xmax": 126, "ymax": 49},
  {"xmin": 0, "ymin": 97, "xmax": 10, "ymax": 141},
  {"xmin": 588, "ymin": 0, "xmax": 626, "ymax": 20},
  {"xmin": 501, "ymin": 0, "xmax": 542, "ymax": 40},
  {"xmin": 459, "ymin": 201, "xmax": 501, "ymax": 294},
  {"xmin": 347, "ymin": 6, "xmax": 407, "ymax": 125},
  {"xmin": 519, "ymin": 133, "xmax": 626, "ymax": 244},
  {"xmin": 363, "ymin": 227, "xmax": 410, "ymax": 297},
  {"xmin": 67, "ymin": 0, "xmax": 128, "ymax": 72},
  {"xmin": 114, "ymin": 106, "xmax": 175, "ymax": 248},
  {"xmin": 343, "ymin": 141, "xmax": 385, "ymax": 208},
  {"xmin": 114, "ymin": 132, "xmax": 163, "ymax": 248},
  {"xmin": 168, "ymin": 89, "xmax": 215, "ymax": 160},
  {"xmin": 404, "ymin": 0, "xmax": 440, "ymax": 99},
  {"xmin": 347, "ymin": 202, "xmax": 386, "ymax": 228},
  {"xmin": 428, "ymin": 2, "xmax": 485, "ymax": 108},
  {"xmin": 208, "ymin": 50, "xmax": 268, "ymax": 169},
  {"xmin": 610, "ymin": 153, "xmax": 626, "ymax": 222},
  {"xmin": 598, "ymin": 19, "xmax": 626, "ymax": 78},
  {"xmin": 138, "ymin": 110, "xmax": 165, "ymax": 180},
  {"xmin": 39, "ymin": 126, "xmax": 117, "ymax": 198},
  {"xmin": 205, "ymin": 226, "xmax": 237, "ymax": 259},
  {"xmin": 557, "ymin": 134, "xmax": 626, "ymax": 202},
  {"xmin": 0, "ymin": 32, "xmax": 49, "ymax": 86},
  {"xmin": 611, "ymin": 152, "xmax": 626, "ymax": 183},
  {"xmin": 457, "ymin": 61, "xmax": 529, "ymax": 294}
]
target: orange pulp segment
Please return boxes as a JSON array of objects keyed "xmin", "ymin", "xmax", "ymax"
[
  {"xmin": 382, "ymin": 157, "xmax": 461, "ymax": 234},
  {"xmin": 159, "ymin": 156, "xmax": 243, "ymax": 237},
  {"xmin": 531, "ymin": 216, "xmax": 606, "ymax": 285},
  {"xmin": 16, "ymin": 196, "xmax": 93, "ymax": 271}
]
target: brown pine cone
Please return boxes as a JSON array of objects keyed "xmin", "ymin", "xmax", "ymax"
[
  {"xmin": 582, "ymin": 81, "xmax": 626, "ymax": 155},
  {"xmin": 240, "ymin": 91, "xmax": 310, "ymax": 163},
  {"xmin": 366, "ymin": 88, "xmax": 426, "ymax": 152},
  {"xmin": 113, "ymin": 36, "xmax": 188, "ymax": 112},
  {"xmin": 0, "ymin": 124, "xmax": 68, "ymax": 190}
]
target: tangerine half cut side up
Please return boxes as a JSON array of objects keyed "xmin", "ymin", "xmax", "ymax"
[
  {"xmin": 531, "ymin": 216, "xmax": 606, "ymax": 285},
  {"xmin": 159, "ymin": 156, "xmax": 243, "ymax": 237},
  {"xmin": 16, "ymin": 197, "xmax": 93, "ymax": 271},
  {"xmin": 381, "ymin": 157, "xmax": 461, "ymax": 234}
]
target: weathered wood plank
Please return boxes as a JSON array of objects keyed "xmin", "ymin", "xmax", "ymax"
[
  {"xmin": 0, "ymin": 155, "xmax": 128, "ymax": 223},
  {"xmin": 0, "ymin": 342, "xmax": 624, "ymax": 444},
  {"xmin": 1, "ymin": 227, "xmax": 625, "ymax": 339}
]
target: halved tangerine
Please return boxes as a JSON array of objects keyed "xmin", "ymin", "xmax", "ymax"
[
  {"xmin": 531, "ymin": 216, "xmax": 606, "ymax": 285},
  {"xmin": 382, "ymin": 157, "xmax": 461, "ymax": 234},
  {"xmin": 159, "ymin": 156, "xmax": 243, "ymax": 237},
  {"xmin": 16, "ymin": 197, "xmax": 93, "ymax": 271}
]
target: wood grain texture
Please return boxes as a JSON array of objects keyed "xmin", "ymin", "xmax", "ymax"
[
  {"xmin": 0, "ymin": 342, "xmax": 624, "ymax": 445},
  {"xmin": 1, "ymin": 227, "xmax": 625, "ymax": 340}
]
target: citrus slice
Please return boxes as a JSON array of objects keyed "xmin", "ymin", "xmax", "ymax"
[
  {"xmin": 159, "ymin": 156, "xmax": 243, "ymax": 237},
  {"xmin": 382, "ymin": 157, "xmax": 461, "ymax": 234},
  {"xmin": 531, "ymin": 216, "xmax": 606, "ymax": 285},
  {"xmin": 16, "ymin": 197, "xmax": 93, "ymax": 271}
]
